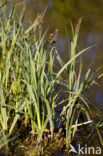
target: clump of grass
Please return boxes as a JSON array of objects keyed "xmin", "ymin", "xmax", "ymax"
[
  {"xmin": 0, "ymin": 1, "xmax": 103, "ymax": 152},
  {"xmin": 56, "ymin": 18, "xmax": 97, "ymax": 148}
]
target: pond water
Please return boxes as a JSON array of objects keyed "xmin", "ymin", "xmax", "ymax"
[
  {"xmin": 2, "ymin": 0, "xmax": 103, "ymax": 155},
  {"xmin": 14, "ymin": 0, "xmax": 103, "ymax": 112}
]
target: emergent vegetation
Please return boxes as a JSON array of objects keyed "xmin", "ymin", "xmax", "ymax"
[{"xmin": 0, "ymin": 2, "xmax": 103, "ymax": 152}]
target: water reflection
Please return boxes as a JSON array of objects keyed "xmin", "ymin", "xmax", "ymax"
[{"xmin": 14, "ymin": 0, "xmax": 103, "ymax": 111}]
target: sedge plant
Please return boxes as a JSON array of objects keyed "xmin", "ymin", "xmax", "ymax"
[{"xmin": 0, "ymin": 1, "xmax": 103, "ymax": 151}]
